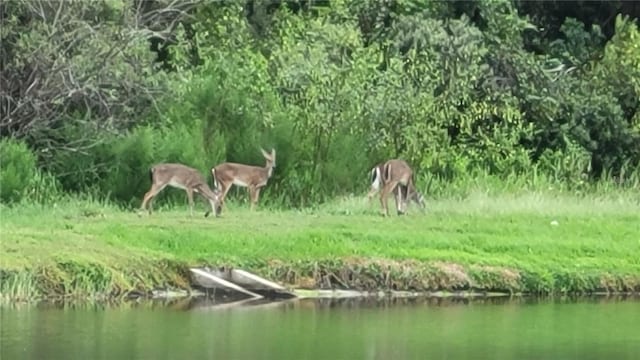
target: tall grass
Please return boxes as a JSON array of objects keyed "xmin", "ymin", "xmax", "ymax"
[{"xmin": 415, "ymin": 163, "xmax": 640, "ymax": 201}]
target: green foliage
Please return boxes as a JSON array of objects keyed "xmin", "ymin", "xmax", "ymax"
[
  {"xmin": 2, "ymin": 1, "xmax": 639, "ymax": 207},
  {"xmin": 96, "ymin": 127, "xmax": 156, "ymax": 204},
  {"xmin": 0, "ymin": 138, "xmax": 61, "ymax": 204},
  {"xmin": 1, "ymin": 1, "xmax": 171, "ymax": 154},
  {"xmin": 0, "ymin": 138, "xmax": 37, "ymax": 203}
]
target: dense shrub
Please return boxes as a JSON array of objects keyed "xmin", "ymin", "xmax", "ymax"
[
  {"xmin": 0, "ymin": 138, "xmax": 61, "ymax": 204},
  {"xmin": 0, "ymin": 139, "xmax": 38, "ymax": 203}
]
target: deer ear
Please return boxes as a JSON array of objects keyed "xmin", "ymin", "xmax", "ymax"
[
  {"xmin": 271, "ymin": 148, "xmax": 276, "ymax": 157},
  {"xmin": 260, "ymin": 147, "xmax": 268, "ymax": 157}
]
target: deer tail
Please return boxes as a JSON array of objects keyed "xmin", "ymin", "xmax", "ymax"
[
  {"xmin": 211, "ymin": 168, "xmax": 218, "ymax": 190},
  {"xmin": 371, "ymin": 166, "xmax": 381, "ymax": 189},
  {"xmin": 383, "ymin": 162, "xmax": 392, "ymax": 183}
]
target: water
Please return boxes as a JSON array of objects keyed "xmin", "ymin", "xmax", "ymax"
[{"xmin": 1, "ymin": 296, "xmax": 639, "ymax": 360}]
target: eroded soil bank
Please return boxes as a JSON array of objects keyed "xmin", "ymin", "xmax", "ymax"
[{"xmin": 2, "ymin": 258, "xmax": 639, "ymax": 301}]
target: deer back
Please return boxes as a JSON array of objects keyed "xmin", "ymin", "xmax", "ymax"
[
  {"xmin": 152, "ymin": 163, "xmax": 208, "ymax": 188},
  {"xmin": 213, "ymin": 162, "xmax": 272, "ymax": 187}
]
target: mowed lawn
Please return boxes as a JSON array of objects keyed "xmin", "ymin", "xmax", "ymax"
[{"xmin": 2, "ymin": 191, "xmax": 639, "ymax": 279}]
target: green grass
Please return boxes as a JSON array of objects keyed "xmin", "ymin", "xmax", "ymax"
[{"xmin": 1, "ymin": 189, "xmax": 639, "ymax": 300}]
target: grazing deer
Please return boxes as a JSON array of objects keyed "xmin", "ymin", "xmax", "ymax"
[
  {"xmin": 367, "ymin": 159, "xmax": 425, "ymax": 216},
  {"xmin": 211, "ymin": 148, "xmax": 276, "ymax": 211},
  {"xmin": 140, "ymin": 163, "xmax": 222, "ymax": 218}
]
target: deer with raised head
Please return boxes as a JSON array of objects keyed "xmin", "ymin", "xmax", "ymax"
[
  {"xmin": 211, "ymin": 148, "xmax": 276, "ymax": 212},
  {"xmin": 140, "ymin": 163, "xmax": 222, "ymax": 217},
  {"xmin": 367, "ymin": 159, "xmax": 425, "ymax": 216}
]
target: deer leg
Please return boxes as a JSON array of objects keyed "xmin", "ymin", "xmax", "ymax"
[
  {"xmin": 194, "ymin": 187, "xmax": 207, "ymax": 217},
  {"xmin": 147, "ymin": 196, "xmax": 155, "ymax": 214},
  {"xmin": 141, "ymin": 184, "xmax": 165, "ymax": 215},
  {"xmin": 140, "ymin": 190, "xmax": 154, "ymax": 213},
  {"xmin": 217, "ymin": 183, "xmax": 233, "ymax": 210},
  {"xmin": 206, "ymin": 197, "xmax": 221, "ymax": 218},
  {"xmin": 249, "ymin": 186, "xmax": 261, "ymax": 211},
  {"xmin": 379, "ymin": 181, "xmax": 398, "ymax": 217},
  {"xmin": 379, "ymin": 190, "xmax": 387, "ymax": 217},
  {"xmin": 186, "ymin": 188, "xmax": 195, "ymax": 217},
  {"xmin": 199, "ymin": 188, "xmax": 221, "ymax": 218},
  {"xmin": 403, "ymin": 184, "xmax": 410, "ymax": 214},
  {"xmin": 406, "ymin": 186, "xmax": 410, "ymax": 213},
  {"xmin": 395, "ymin": 185, "xmax": 406, "ymax": 216}
]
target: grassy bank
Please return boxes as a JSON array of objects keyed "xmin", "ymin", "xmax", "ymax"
[{"xmin": 1, "ymin": 189, "xmax": 639, "ymax": 301}]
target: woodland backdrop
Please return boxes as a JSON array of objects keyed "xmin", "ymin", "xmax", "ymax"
[{"xmin": 1, "ymin": 0, "xmax": 639, "ymax": 207}]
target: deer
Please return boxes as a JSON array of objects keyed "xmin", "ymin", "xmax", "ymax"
[
  {"xmin": 139, "ymin": 163, "xmax": 222, "ymax": 218},
  {"xmin": 367, "ymin": 159, "xmax": 425, "ymax": 216},
  {"xmin": 210, "ymin": 148, "xmax": 276, "ymax": 212}
]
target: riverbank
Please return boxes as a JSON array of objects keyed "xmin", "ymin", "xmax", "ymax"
[{"xmin": 1, "ymin": 190, "xmax": 639, "ymax": 301}]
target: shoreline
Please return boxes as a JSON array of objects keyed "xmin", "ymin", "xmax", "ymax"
[
  {"xmin": 4, "ymin": 289, "xmax": 640, "ymax": 313},
  {"xmin": 2, "ymin": 258, "xmax": 639, "ymax": 302}
]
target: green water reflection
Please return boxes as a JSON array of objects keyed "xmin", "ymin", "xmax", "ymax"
[{"xmin": 1, "ymin": 296, "xmax": 639, "ymax": 360}]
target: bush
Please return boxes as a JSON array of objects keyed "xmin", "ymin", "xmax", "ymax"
[{"xmin": 0, "ymin": 138, "xmax": 38, "ymax": 203}]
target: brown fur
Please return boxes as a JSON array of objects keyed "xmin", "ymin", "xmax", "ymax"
[
  {"xmin": 140, "ymin": 163, "xmax": 221, "ymax": 217},
  {"xmin": 370, "ymin": 159, "xmax": 425, "ymax": 216},
  {"xmin": 211, "ymin": 148, "xmax": 276, "ymax": 212}
]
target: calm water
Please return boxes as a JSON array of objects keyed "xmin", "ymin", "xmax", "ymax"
[{"xmin": 1, "ymin": 296, "xmax": 639, "ymax": 360}]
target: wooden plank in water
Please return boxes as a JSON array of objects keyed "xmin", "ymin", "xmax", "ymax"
[
  {"xmin": 190, "ymin": 268, "xmax": 264, "ymax": 299},
  {"xmin": 202, "ymin": 268, "xmax": 296, "ymax": 296},
  {"xmin": 230, "ymin": 269, "xmax": 289, "ymax": 291}
]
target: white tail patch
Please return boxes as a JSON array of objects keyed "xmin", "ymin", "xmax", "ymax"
[{"xmin": 371, "ymin": 167, "xmax": 382, "ymax": 191}]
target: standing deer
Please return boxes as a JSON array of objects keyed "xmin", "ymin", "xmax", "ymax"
[
  {"xmin": 211, "ymin": 148, "xmax": 276, "ymax": 211},
  {"xmin": 367, "ymin": 159, "xmax": 425, "ymax": 216},
  {"xmin": 140, "ymin": 163, "xmax": 222, "ymax": 217}
]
